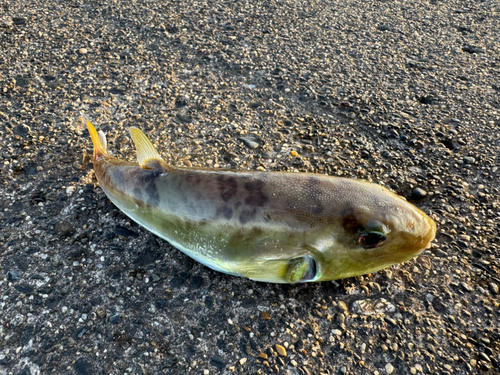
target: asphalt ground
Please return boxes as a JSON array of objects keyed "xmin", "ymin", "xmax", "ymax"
[{"xmin": 0, "ymin": 0, "xmax": 499, "ymax": 374}]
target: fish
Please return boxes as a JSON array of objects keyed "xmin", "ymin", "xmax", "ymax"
[{"xmin": 84, "ymin": 115, "xmax": 436, "ymax": 283}]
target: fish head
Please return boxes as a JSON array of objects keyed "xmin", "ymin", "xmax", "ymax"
[{"xmin": 312, "ymin": 181, "xmax": 436, "ymax": 281}]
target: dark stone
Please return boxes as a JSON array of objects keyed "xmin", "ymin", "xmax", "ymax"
[
  {"xmin": 205, "ymin": 296, "xmax": 214, "ymax": 309},
  {"xmin": 54, "ymin": 220, "xmax": 74, "ymax": 237},
  {"xmin": 387, "ymin": 129, "xmax": 399, "ymax": 138},
  {"xmin": 45, "ymin": 295, "xmax": 62, "ymax": 309},
  {"xmin": 0, "ymin": 356, "xmax": 10, "ymax": 365},
  {"xmin": 14, "ymin": 284, "xmax": 34, "ymax": 294},
  {"xmin": 109, "ymin": 313, "xmax": 123, "ymax": 324},
  {"xmin": 12, "ymin": 124, "xmax": 31, "ymax": 136},
  {"xmin": 463, "ymin": 156, "xmax": 475, "ymax": 164},
  {"xmin": 38, "ymin": 286, "xmax": 53, "ymax": 294},
  {"xmin": 418, "ymin": 96, "xmax": 436, "ymax": 105},
  {"xmin": 295, "ymin": 339, "xmax": 304, "ymax": 349},
  {"xmin": 76, "ymin": 327, "xmax": 88, "ymax": 338},
  {"xmin": 7, "ymin": 270, "xmax": 19, "ymax": 281},
  {"xmin": 241, "ymin": 297, "xmax": 256, "ymax": 308},
  {"xmin": 109, "ymin": 87, "xmax": 126, "ymax": 95},
  {"xmin": 175, "ymin": 96, "xmax": 189, "ymax": 107},
  {"xmin": 462, "ymin": 45, "xmax": 483, "ymax": 54},
  {"xmin": 411, "ymin": 187, "xmax": 427, "ymax": 200},
  {"xmin": 12, "ymin": 17, "xmax": 27, "ymax": 25},
  {"xmin": 166, "ymin": 24, "xmax": 178, "ymax": 33},
  {"xmin": 190, "ymin": 275, "xmax": 204, "ymax": 289},
  {"xmin": 377, "ymin": 24, "xmax": 394, "ymax": 32},
  {"xmin": 74, "ymin": 357, "xmax": 93, "ymax": 375},
  {"xmin": 16, "ymin": 368, "xmax": 30, "ymax": 375},
  {"xmin": 114, "ymin": 225, "xmax": 139, "ymax": 238},
  {"xmin": 134, "ymin": 247, "xmax": 161, "ymax": 266},
  {"xmin": 169, "ymin": 275, "xmax": 186, "ymax": 288},
  {"xmin": 156, "ymin": 300, "xmax": 167, "ymax": 309},
  {"xmin": 210, "ymin": 355, "xmax": 225, "ymax": 370}
]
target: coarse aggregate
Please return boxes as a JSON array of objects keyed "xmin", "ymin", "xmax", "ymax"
[{"xmin": 0, "ymin": 0, "xmax": 499, "ymax": 374}]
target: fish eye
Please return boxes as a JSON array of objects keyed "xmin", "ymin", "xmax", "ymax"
[
  {"xmin": 356, "ymin": 232, "xmax": 386, "ymax": 249},
  {"xmin": 287, "ymin": 255, "xmax": 318, "ymax": 283}
]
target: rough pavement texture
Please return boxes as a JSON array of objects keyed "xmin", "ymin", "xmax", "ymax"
[{"xmin": 1, "ymin": 0, "xmax": 499, "ymax": 374}]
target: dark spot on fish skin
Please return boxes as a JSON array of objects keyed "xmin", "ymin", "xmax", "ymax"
[
  {"xmin": 217, "ymin": 175, "xmax": 238, "ymax": 202},
  {"xmin": 145, "ymin": 181, "xmax": 160, "ymax": 206},
  {"xmin": 127, "ymin": 167, "xmax": 163, "ymax": 206},
  {"xmin": 244, "ymin": 179, "xmax": 268, "ymax": 207},
  {"xmin": 113, "ymin": 169, "xmax": 125, "ymax": 185},
  {"xmin": 229, "ymin": 227, "xmax": 264, "ymax": 246},
  {"xmin": 249, "ymin": 227, "xmax": 264, "ymax": 238},
  {"xmin": 306, "ymin": 176, "xmax": 325, "ymax": 215},
  {"xmin": 133, "ymin": 187, "xmax": 143, "ymax": 200},
  {"xmin": 341, "ymin": 206, "xmax": 364, "ymax": 234},
  {"xmin": 184, "ymin": 172, "xmax": 202, "ymax": 185},
  {"xmin": 139, "ymin": 169, "xmax": 160, "ymax": 184},
  {"xmin": 235, "ymin": 201, "xmax": 242, "ymax": 209},
  {"xmin": 239, "ymin": 208, "xmax": 257, "ymax": 224},
  {"xmin": 216, "ymin": 205, "xmax": 233, "ymax": 220}
]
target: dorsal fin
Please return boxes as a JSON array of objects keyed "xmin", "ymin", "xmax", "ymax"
[{"xmin": 129, "ymin": 127, "xmax": 163, "ymax": 168}]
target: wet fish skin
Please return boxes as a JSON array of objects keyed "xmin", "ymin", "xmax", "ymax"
[{"xmin": 84, "ymin": 116, "xmax": 436, "ymax": 283}]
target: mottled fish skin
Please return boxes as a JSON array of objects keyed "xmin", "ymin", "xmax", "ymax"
[{"xmin": 85, "ymin": 117, "xmax": 436, "ymax": 283}]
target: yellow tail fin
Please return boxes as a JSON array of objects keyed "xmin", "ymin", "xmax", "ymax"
[{"xmin": 82, "ymin": 114, "xmax": 108, "ymax": 157}]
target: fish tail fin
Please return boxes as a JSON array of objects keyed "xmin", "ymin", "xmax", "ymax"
[
  {"xmin": 129, "ymin": 127, "xmax": 164, "ymax": 168},
  {"xmin": 82, "ymin": 114, "xmax": 108, "ymax": 157}
]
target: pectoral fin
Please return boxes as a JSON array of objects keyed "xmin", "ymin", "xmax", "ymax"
[
  {"xmin": 237, "ymin": 251, "xmax": 320, "ymax": 283},
  {"xmin": 129, "ymin": 127, "xmax": 164, "ymax": 168},
  {"xmin": 286, "ymin": 255, "xmax": 318, "ymax": 283}
]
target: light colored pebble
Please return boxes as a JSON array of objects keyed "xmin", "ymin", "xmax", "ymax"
[
  {"xmin": 385, "ymin": 363, "xmax": 394, "ymax": 374},
  {"xmin": 275, "ymin": 344, "xmax": 287, "ymax": 357}
]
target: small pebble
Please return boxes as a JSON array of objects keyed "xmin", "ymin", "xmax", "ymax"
[
  {"xmin": 385, "ymin": 363, "xmax": 394, "ymax": 374},
  {"xmin": 463, "ymin": 156, "xmax": 475, "ymax": 164},
  {"xmin": 488, "ymin": 282, "xmax": 499, "ymax": 294},
  {"xmin": 411, "ymin": 187, "xmax": 427, "ymax": 200},
  {"xmin": 275, "ymin": 344, "xmax": 287, "ymax": 357},
  {"xmin": 239, "ymin": 137, "xmax": 259, "ymax": 149},
  {"xmin": 258, "ymin": 352, "xmax": 268, "ymax": 360},
  {"xmin": 351, "ymin": 298, "xmax": 396, "ymax": 315},
  {"xmin": 96, "ymin": 307, "xmax": 106, "ymax": 319},
  {"xmin": 7, "ymin": 270, "xmax": 19, "ymax": 282},
  {"xmin": 109, "ymin": 313, "xmax": 122, "ymax": 324},
  {"xmin": 78, "ymin": 48, "xmax": 88, "ymax": 55}
]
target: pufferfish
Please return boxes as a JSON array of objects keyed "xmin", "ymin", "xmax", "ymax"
[{"xmin": 84, "ymin": 115, "xmax": 436, "ymax": 283}]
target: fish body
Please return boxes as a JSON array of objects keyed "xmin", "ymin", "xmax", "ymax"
[{"xmin": 85, "ymin": 117, "xmax": 436, "ymax": 283}]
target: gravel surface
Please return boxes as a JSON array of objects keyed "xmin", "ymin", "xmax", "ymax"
[{"xmin": 1, "ymin": 0, "xmax": 499, "ymax": 374}]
